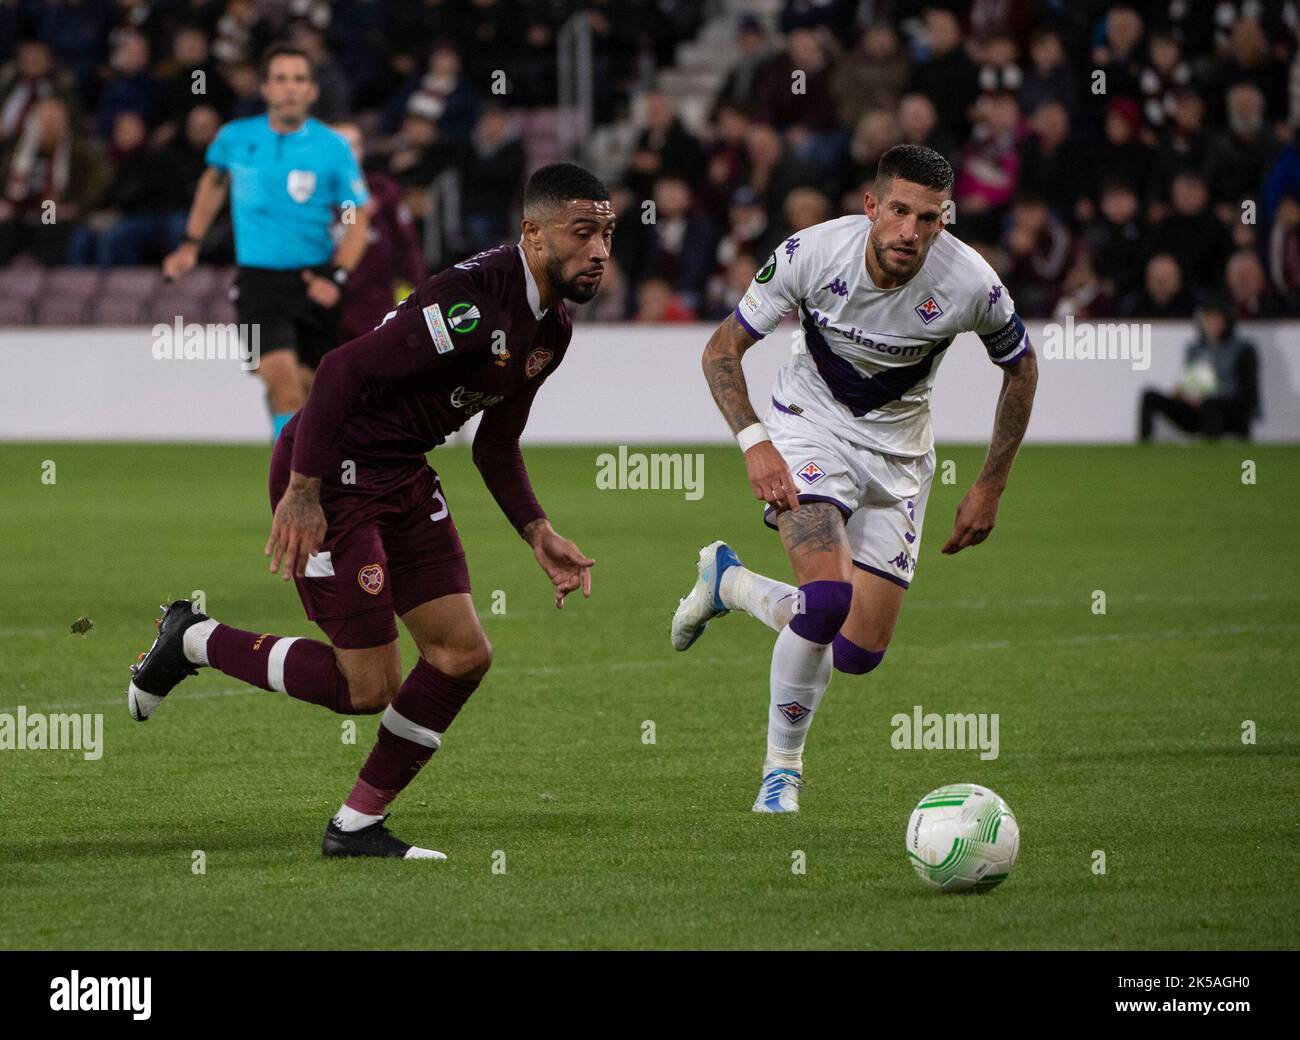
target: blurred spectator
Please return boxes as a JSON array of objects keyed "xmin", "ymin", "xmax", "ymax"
[
  {"xmin": 1225, "ymin": 249, "xmax": 1281, "ymax": 319},
  {"xmin": 288, "ymin": 22, "xmax": 352, "ymax": 124},
  {"xmin": 635, "ymin": 276, "xmax": 695, "ymax": 321},
  {"xmin": 840, "ymin": 110, "xmax": 901, "ymax": 200},
  {"xmin": 0, "ymin": 97, "xmax": 108, "ymax": 264},
  {"xmin": 223, "ymin": 58, "xmax": 264, "ymax": 119},
  {"xmin": 1096, "ymin": 97, "xmax": 1152, "ymax": 199},
  {"xmin": 1081, "ymin": 181, "xmax": 1147, "ymax": 296},
  {"xmin": 753, "ymin": 28, "xmax": 843, "ymax": 171},
  {"xmin": 1091, "ymin": 5, "xmax": 1145, "ymax": 101},
  {"xmin": 67, "ymin": 104, "xmax": 214, "ymax": 266},
  {"xmin": 0, "ymin": 39, "xmax": 80, "ymax": 143},
  {"xmin": 1053, "ymin": 250, "xmax": 1115, "ymax": 319},
  {"xmin": 1139, "ymin": 298, "xmax": 1260, "ymax": 441},
  {"xmin": 1204, "ymin": 16, "xmax": 1288, "ymax": 124},
  {"xmin": 953, "ymin": 89, "xmax": 1023, "ymax": 241},
  {"xmin": 1266, "ymin": 194, "xmax": 1300, "ymax": 309},
  {"xmin": 96, "ymin": 28, "xmax": 158, "ymax": 136},
  {"xmin": 1018, "ymin": 101, "xmax": 1088, "ymax": 223},
  {"xmin": 896, "ymin": 92, "xmax": 956, "ymax": 159},
  {"xmin": 457, "ymin": 105, "xmax": 526, "ymax": 255},
  {"xmin": 773, "ymin": 185, "xmax": 832, "ymax": 246},
  {"xmin": 1120, "ymin": 253, "xmax": 1196, "ymax": 318},
  {"xmin": 1019, "ymin": 26, "xmax": 1075, "ymax": 116},
  {"xmin": 211, "ymin": 0, "xmax": 270, "ymax": 68},
  {"xmin": 715, "ymin": 185, "xmax": 771, "ymax": 271},
  {"xmin": 1138, "ymin": 27, "xmax": 1192, "ymax": 131},
  {"xmin": 743, "ymin": 121, "xmax": 820, "ymax": 225},
  {"xmin": 911, "ymin": 8, "xmax": 980, "ymax": 141},
  {"xmin": 703, "ymin": 248, "xmax": 759, "ymax": 321},
  {"xmin": 1149, "ymin": 171, "xmax": 1233, "ymax": 293},
  {"xmin": 622, "ymin": 175, "xmax": 718, "ymax": 313},
  {"xmin": 697, "ymin": 102, "xmax": 750, "ymax": 220},
  {"xmin": 1206, "ymin": 83, "xmax": 1278, "ymax": 215},
  {"xmin": 1149, "ymin": 88, "xmax": 1211, "ymax": 203},
  {"xmin": 713, "ymin": 16, "xmax": 772, "ymax": 118},
  {"xmin": 156, "ymin": 24, "xmax": 231, "ymax": 131},
  {"xmin": 1001, "ymin": 194, "xmax": 1071, "ymax": 317},
  {"xmin": 831, "ymin": 24, "xmax": 910, "ymax": 131},
  {"xmin": 387, "ymin": 40, "xmax": 479, "ymax": 142},
  {"xmin": 624, "ymin": 92, "xmax": 704, "ymax": 202}
]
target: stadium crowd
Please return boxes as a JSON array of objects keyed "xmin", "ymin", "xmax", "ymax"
[{"xmin": 1, "ymin": 0, "xmax": 1299, "ymax": 322}]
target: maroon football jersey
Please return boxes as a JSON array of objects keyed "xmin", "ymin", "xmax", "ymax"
[{"xmin": 287, "ymin": 243, "xmax": 572, "ymax": 532}]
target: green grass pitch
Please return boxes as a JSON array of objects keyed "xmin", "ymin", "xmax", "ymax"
[{"xmin": 0, "ymin": 441, "xmax": 1296, "ymax": 950}]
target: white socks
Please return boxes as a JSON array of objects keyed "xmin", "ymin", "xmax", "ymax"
[
  {"xmin": 720, "ymin": 566, "xmax": 798, "ymax": 632},
  {"xmin": 333, "ymin": 805, "xmax": 384, "ymax": 832},
  {"xmin": 182, "ymin": 618, "xmax": 219, "ymax": 666},
  {"xmin": 765, "ymin": 625, "xmax": 833, "ymax": 772}
]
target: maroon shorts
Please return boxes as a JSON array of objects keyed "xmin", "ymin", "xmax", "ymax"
[{"xmin": 269, "ymin": 435, "xmax": 471, "ymax": 648}]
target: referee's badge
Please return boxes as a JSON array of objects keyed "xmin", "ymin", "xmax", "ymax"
[{"xmin": 286, "ymin": 169, "xmax": 317, "ymax": 203}]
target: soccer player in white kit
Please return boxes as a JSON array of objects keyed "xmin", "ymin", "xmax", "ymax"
[{"xmin": 671, "ymin": 145, "xmax": 1038, "ymax": 812}]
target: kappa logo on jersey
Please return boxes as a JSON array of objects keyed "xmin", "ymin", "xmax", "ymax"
[
  {"xmin": 988, "ymin": 283, "xmax": 1003, "ymax": 311},
  {"xmin": 784, "ymin": 236, "xmax": 801, "ymax": 259},
  {"xmin": 421, "ymin": 303, "xmax": 455, "ymax": 354},
  {"xmin": 357, "ymin": 563, "xmax": 385, "ymax": 595},
  {"xmin": 797, "ymin": 461, "xmax": 826, "ymax": 485},
  {"xmin": 755, "ymin": 252, "xmax": 777, "ymax": 283},
  {"xmin": 823, "ymin": 278, "xmax": 849, "ymax": 297},
  {"xmin": 447, "ymin": 301, "xmax": 480, "ymax": 333},
  {"xmin": 286, "ymin": 169, "xmax": 316, "ymax": 203},
  {"xmin": 778, "ymin": 700, "xmax": 811, "ymax": 724},
  {"xmin": 525, "ymin": 348, "xmax": 553, "ymax": 378},
  {"xmin": 915, "ymin": 296, "xmax": 943, "ymax": 324}
]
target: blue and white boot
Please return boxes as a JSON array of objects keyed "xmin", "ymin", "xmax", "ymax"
[
  {"xmin": 670, "ymin": 540, "xmax": 742, "ymax": 651},
  {"xmin": 753, "ymin": 768, "xmax": 803, "ymax": 813}
]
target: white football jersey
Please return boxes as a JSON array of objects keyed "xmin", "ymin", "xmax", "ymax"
[{"xmin": 734, "ymin": 214, "xmax": 1029, "ymax": 458}]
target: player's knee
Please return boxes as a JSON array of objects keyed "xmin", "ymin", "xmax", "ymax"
[
  {"xmin": 832, "ymin": 634, "xmax": 886, "ymax": 675},
  {"xmin": 347, "ymin": 668, "xmax": 402, "ymax": 714},
  {"xmin": 787, "ymin": 580, "xmax": 853, "ymax": 645},
  {"xmin": 423, "ymin": 633, "xmax": 493, "ymax": 681}
]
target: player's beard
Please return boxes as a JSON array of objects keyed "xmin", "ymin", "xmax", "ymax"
[
  {"xmin": 871, "ymin": 234, "xmax": 921, "ymax": 280},
  {"xmin": 550, "ymin": 256, "xmax": 602, "ymax": 303}
]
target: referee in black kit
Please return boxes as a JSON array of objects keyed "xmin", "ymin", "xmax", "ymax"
[{"xmin": 163, "ymin": 44, "xmax": 371, "ymax": 439}]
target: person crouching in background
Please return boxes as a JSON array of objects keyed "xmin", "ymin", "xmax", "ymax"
[{"xmin": 1139, "ymin": 296, "xmax": 1260, "ymax": 441}]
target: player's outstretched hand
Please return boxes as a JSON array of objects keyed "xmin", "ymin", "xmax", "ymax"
[
  {"xmin": 744, "ymin": 441, "xmax": 800, "ymax": 514},
  {"xmin": 526, "ymin": 520, "xmax": 594, "ymax": 608},
  {"xmin": 941, "ymin": 483, "xmax": 1001, "ymax": 554},
  {"xmin": 266, "ymin": 482, "xmax": 327, "ymax": 580}
]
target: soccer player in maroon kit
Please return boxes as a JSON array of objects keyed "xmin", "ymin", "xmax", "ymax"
[{"xmin": 126, "ymin": 164, "xmax": 614, "ymax": 859}]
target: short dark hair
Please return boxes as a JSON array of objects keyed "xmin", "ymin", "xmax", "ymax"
[
  {"xmin": 875, "ymin": 144, "xmax": 954, "ymax": 195},
  {"xmin": 260, "ymin": 43, "xmax": 314, "ymax": 82},
  {"xmin": 523, "ymin": 162, "xmax": 610, "ymax": 215}
]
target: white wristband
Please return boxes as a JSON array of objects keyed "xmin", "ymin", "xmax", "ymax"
[{"xmin": 736, "ymin": 422, "xmax": 770, "ymax": 453}]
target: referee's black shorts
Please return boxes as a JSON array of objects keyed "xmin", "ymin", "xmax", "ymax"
[{"xmin": 231, "ymin": 266, "xmax": 341, "ymax": 370}]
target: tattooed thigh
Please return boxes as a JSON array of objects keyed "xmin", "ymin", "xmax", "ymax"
[{"xmin": 777, "ymin": 502, "xmax": 852, "ymax": 584}]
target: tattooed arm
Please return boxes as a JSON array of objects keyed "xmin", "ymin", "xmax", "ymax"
[
  {"xmin": 702, "ymin": 313, "xmax": 801, "ymax": 513},
  {"xmin": 941, "ymin": 346, "xmax": 1038, "ymax": 554}
]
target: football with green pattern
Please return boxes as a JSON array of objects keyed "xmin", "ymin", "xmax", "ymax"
[{"xmin": 906, "ymin": 784, "xmax": 1020, "ymax": 893}]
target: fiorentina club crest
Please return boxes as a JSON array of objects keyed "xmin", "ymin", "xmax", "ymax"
[
  {"xmin": 915, "ymin": 296, "xmax": 943, "ymax": 324},
  {"xmin": 797, "ymin": 461, "xmax": 825, "ymax": 485},
  {"xmin": 357, "ymin": 563, "xmax": 384, "ymax": 595},
  {"xmin": 778, "ymin": 700, "xmax": 811, "ymax": 724},
  {"xmin": 525, "ymin": 348, "xmax": 553, "ymax": 378}
]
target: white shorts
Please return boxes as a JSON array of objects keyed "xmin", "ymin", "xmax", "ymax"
[{"xmin": 761, "ymin": 399, "xmax": 936, "ymax": 589}]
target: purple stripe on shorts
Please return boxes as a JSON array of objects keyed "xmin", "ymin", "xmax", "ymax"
[
  {"xmin": 852, "ymin": 559, "xmax": 911, "ymax": 590},
  {"xmin": 771, "ymin": 397, "xmax": 798, "ymax": 415},
  {"xmin": 762, "ymin": 494, "xmax": 853, "ymax": 530},
  {"xmin": 733, "ymin": 306, "xmax": 766, "ymax": 340}
]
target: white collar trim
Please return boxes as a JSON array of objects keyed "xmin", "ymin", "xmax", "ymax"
[{"xmin": 517, "ymin": 244, "xmax": 548, "ymax": 319}]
